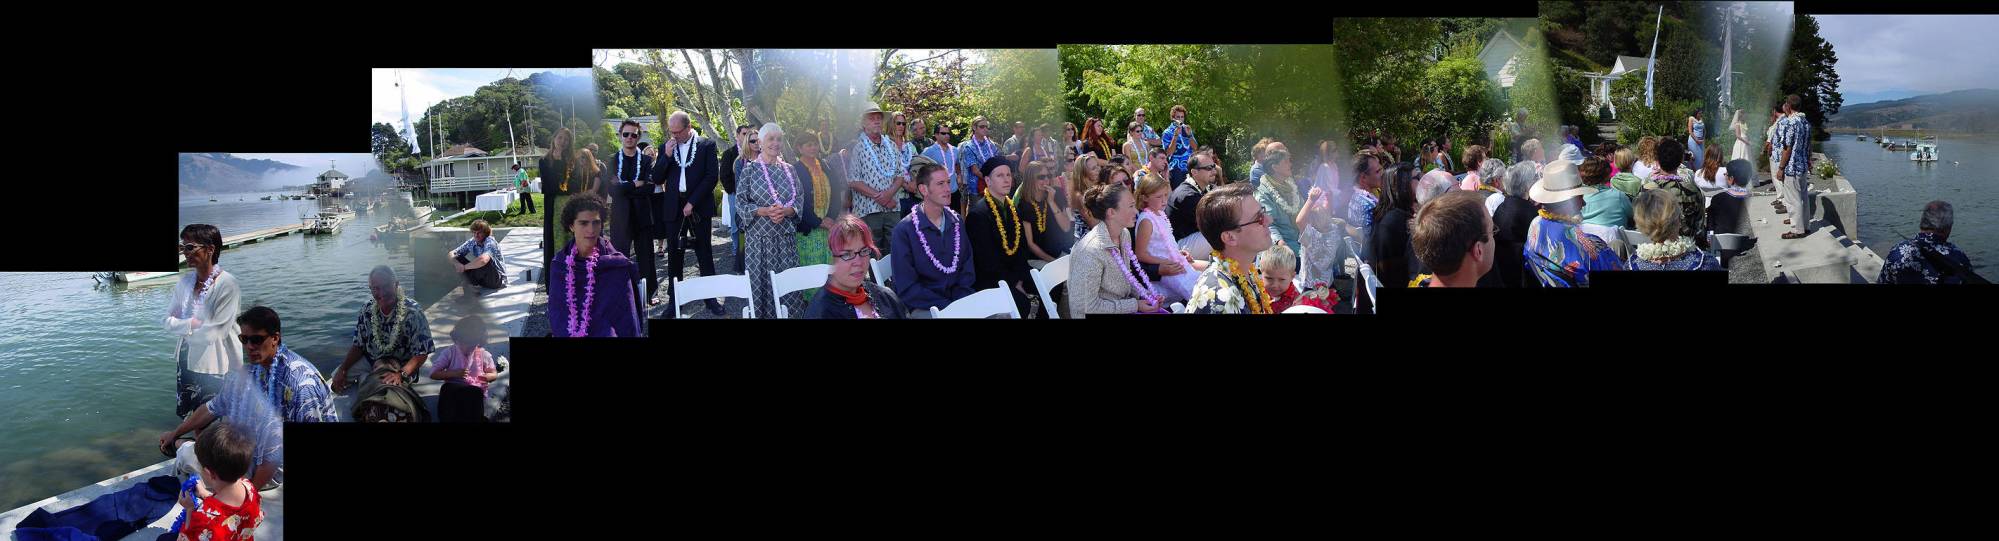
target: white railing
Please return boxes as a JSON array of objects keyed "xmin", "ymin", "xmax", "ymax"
[{"xmin": 429, "ymin": 174, "xmax": 517, "ymax": 194}]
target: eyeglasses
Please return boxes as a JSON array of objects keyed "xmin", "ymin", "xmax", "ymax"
[
  {"xmin": 620, "ymin": 132, "xmax": 640, "ymax": 139},
  {"xmin": 178, "ymin": 243, "xmax": 206, "ymax": 253},
  {"xmin": 238, "ymin": 334, "xmax": 273, "ymax": 346},
  {"xmin": 1230, "ymin": 210, "xmax": 1269, "ymax": 231},
  {"xmin": 976, "ymin": 124, "xmax": 990, "ymax": 130},
  {"xmin": 833, "ymin": 248, "xmax": 877, "ymax": 262}
]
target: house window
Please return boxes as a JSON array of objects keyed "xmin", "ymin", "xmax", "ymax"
[{"xmin": 476, "ymin": 162, "xmax": 485, "ymax": 172}]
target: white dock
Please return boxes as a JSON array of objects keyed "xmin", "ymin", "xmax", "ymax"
[
  {"xmin": 0, "ymin": 460, "xmax": 283, "ymax": 541},
  {"xmin": 178, "ymin": 224, "xmax": 306, "ymax": 266}
]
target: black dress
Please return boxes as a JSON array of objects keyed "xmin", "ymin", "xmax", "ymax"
[
  {"xmin": 1488, "ymin": 195, "xmax": 1541, "ymax": 288},
  {"xmin": 1370, "ymin": 207, "xmax": 1415, "ymax": 286},
  {"xmin": 967, "ymin": 193, "xmax": 1037, "ymax": 317}
]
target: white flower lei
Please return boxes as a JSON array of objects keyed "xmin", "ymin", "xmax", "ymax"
[{"xmin": 1636, "ymin": 236, "xmax": 1696, "ymax": 262}]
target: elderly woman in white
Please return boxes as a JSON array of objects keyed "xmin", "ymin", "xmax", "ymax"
[{"xmin": 168, "ymin": 224, "xmax": 243, "ymax": 420}]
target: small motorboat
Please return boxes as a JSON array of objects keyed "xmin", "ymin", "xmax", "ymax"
[{"xmin": 1910, "ymin": 142, "xmax": 1938, "ymax": 162}]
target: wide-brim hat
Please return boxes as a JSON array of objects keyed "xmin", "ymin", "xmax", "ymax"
[
  {"xmin": 1528, "ymin": 159, "xmax": 1596, "ymax": 205},
  {"xmin": 858, "ymin": 103, "xmax": 886, "ymax": 121}
]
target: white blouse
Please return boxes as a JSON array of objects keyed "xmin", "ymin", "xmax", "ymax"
[{"xmin": 165, "ymin": 269, "xmax": 244, "ymax": 376}]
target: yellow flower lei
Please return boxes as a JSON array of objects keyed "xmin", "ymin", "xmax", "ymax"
[
  {"xmin": 1537, "ymin": 208, "xmax": 1581, "ymax": 224},
  {"xmin": 984, "ymin": 192, "xmax": 1022, "ymax": 256},
  {"xmin": 1211, "ymin": 250, "xmax": 1272, "ymax": 314},
  {"xmin": 1025, "ymin": 199, "xmax": 1046, "ymax": 233}
]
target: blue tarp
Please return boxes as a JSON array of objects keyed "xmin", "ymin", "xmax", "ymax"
[{"xmin": 11, "ymin": 475, "xmax": 178, "ymax": 541}]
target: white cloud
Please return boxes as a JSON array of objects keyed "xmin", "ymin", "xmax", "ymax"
[
  {"xmin": 370, "ymin": 68, "xmax": 585, "ymax": 129},
  {"xmin": 1818, "ymin": 15, "xmax": 1999, "ymax": 98}
]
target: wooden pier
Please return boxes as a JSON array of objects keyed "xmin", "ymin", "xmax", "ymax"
[{"xmin": 178, "ymin": 224, "xmax": 306, "ymax": 266}]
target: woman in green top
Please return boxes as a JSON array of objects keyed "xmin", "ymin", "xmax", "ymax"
[
  {"xmin": 1607, "ymin": 148, "xmax": 1646, "ymax": 200},
  {"xmin": 1579, "ymin": 156, "xmax": 1632, "ymax": 229}
]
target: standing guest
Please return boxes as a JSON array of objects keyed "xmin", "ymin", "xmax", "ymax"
[
  {"xmin": 1642, "ymin": 137, "xmax": 1706, "ymax": 243},
  {"xmin": 1487, "ymin": 162, "xmax": 1543, "ymax": 287},
  {"xmin": 1069, "ymin": 183, "xmax": 1167, "ymax": 316},
  {"xmin": 1063, "ymin": 122, "xmax": 1082, "ymax": 159},
  {"xmin": 1260, "ymin": 242, "xmax": 1335, "ymax": 312},
  {"xmin": 573, "ymin": 148, "xmax": 602, "ymax": 209},
  {"xmin": 1168, "ymin": 151, "xmax": 1220, "ymax": 253},
  {"xmin": 1417, "ymin": 140, "xmax": 1441, "ymax": 173},
  {"xmin": 1564, "ymin": 126, "xmax": 1585, "ymax": 157},
  {"xmin": 890, "ymin": 163, "xmax": 976, "ymax": 316},
  {"xmin": 803, "ymin": 214, "xmax": 910, "ymax": 318},
  {"xmin": 849, "ymin": 103, "xmax": 909, "ymax": 255},
  {"xmin": 720, "ymin": 124, "xmax": 757, "ymax": 272},
  {"xmin": 331, "ymin": 266, "xmax": 434, "ymax": 392},
  {"xmin": 1629, "ymin": 188, "xmax": 1722, "ymax": 271},
  {"xmin": 965, "ymin": 156, "xmax": 1037, "ymax": 317},
  {"xmin": 169, "ymin": 224, "xmax": 242, "ymax": 419},
  {"xmin": 1133, "ymin": 107, "xmax": 1163, "ymax": 148},
  {"xmin": 1345, "ymin": 149, "xmax": 1387, "ymax": 253},
  {"xmin": 429, "ymin": 314, "xmax": 497, "ymax": 423},
  {"xmin": 1134, "ymin": 172, "xmax": 1200, "ymax": 303},
  {"xmin": 1162, "ymin": 105, "xmax": 1198, "ymax": 188},
  {"xmin": 512, "ymin": 162, "xmax": 534, "ymax": 215},
  {"xmin": 1523, "ymin": 160, "xmax": 1624, "ymax": 287},
  {"xmin": 1248, "ymin": 137, "xmax": 1276, "ymax": 187},
  {"xmin": 1476, "ymin": 158, "xmax": 1508, "ymax": 214},
  {"xmin": 448, "ymin": 219, "xmax": 506, "ymax": 290},
  {"xmin": 654, "ymin": 111, "xmax": 723, "ymax": 312},
  {"xmin": 1003, "ymin": 121, "xmax": 1028, "ymax": 159},
  {"xmin": 539, "ymin": 127, "xmax": 574, "ymax": 277},
  {"xmin": 1456, "ymin": 145, "xmax": 1489, "ymax": 191},
  {"xmin": 1609, "ymin": 148, "xmax": 1646, "ymax": 200},
  {"xmin": 1185, "ymin": 183, "xmax": 1275, "ymax": 314},
  {"xmin": 1879, "ymin": 201, "xmax": 1977, "ymax": 284},
  {"xmin": 888, "ymin": 112, "xmax": 919, "ymax": 218},
  {"xmin": 1631, "ymin": 136, "xmax": 1660, "ymax": 181},
  {"xmin": 1030, "ymin": 123, "xmax": 1059, "ymax": 165},
  {"xmin": 1369, "ymin": 164, "xmax": 1420, "ymax": 287},
  {"xmin": 736, "ymin": 123, "xmax": 805, "ymax": 319},
  {"xmin": 1517, "ymin": 138, "xmax": 1545, "ymax": 168},
  {"xmin": 1254, "ymin": 148, "xmax": 1308, "ymax": 255},
  {"xmin": 1579, "ymin": 156, "xmax": 1632, "ymax": 229},
  {"xmin": 1412, "ymin": 190, "xmax": 1497, "ymax": 287},
  {"xmin": 958, "ymin": 117, "xmax": 1003, "ymax": 202},
  {"xmin": 1123, "ymin": 122, "xmax": 1155, "ymax": 180},
  {"xmin": 607, "ymin": 119, "xmax": 658, "ymax": 308},
  {"xmin": 1014, "ymin": 160, "xmax": 1070, "ymax": 262},
  {"xmin": 1774, "ymin": 94, "xmax": 1814, "ymax": 240},
  {"xmin": 1730, "ymin": 109, "xmax": 1753, "ymax": 162},
  {"xmin": 1687, "ymin": 109, "xmax": 1707, "ymax": 172},
  {"xmin": 919, "ymin": 122, "xmax": 959, "ymax": 214},
  {"xmin": 906, "ymin": 117, "xmax": 927, "ymax": 154},
  {"xmin": 792, "ymin": 131, "xmax": 839, "ymax": 304},
  {"xmin": 544, "ymin": 194, "xmax": 642, "ymax": 336},
  {"xmin": 1440, "ymin": 138, "xmax": 1458, "ymax": 174}
]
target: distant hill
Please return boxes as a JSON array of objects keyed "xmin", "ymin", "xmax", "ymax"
[
  {"xmin": 178, "ymin": 153, "xmax": 302, "ymax": 194},
  {"xmin": 1829, "ymin": 89, "xmax": 1999, "ymax": 132}
]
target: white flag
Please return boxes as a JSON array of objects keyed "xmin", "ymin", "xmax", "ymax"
[{"xmin": 1645, "ymin": 5, "xmax": 1661, "ymax": 109}]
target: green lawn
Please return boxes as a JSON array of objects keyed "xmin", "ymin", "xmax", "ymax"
[{"xmin": 439, "ymin": 199, "xmax": 545, "ymax": 228}]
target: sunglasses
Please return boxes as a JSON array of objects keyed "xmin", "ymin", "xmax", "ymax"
[
  {"xmin": 834, "ymin": 248, "xmax": 877, "ymax": 262},
  {"xmin": 238, "ymin": 334, "xmax": 273, "ymax": 346},
  {"xmin": 1230, "ymin": 210, "xmax": 1269, "ymax": 231},
  {"xmin": 178, "ymin": 243, "xmax": 206, "ymax": 253},
  {"xmin": 896, "ymin": 122, "xmax": 907, "ymax": 126},
  {"xmin": 620, "ymin": 132, "xmax": 640, "ymax": 139}
]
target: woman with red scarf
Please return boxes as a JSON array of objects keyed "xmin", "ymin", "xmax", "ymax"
[{"xmin": 802, "ymin": 214, "xmax": 910, "ymax": 318}]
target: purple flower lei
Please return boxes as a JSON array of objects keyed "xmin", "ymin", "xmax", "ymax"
[
  {"xmin": 914, "ymin": 207, "xmax": 963, "ymax": 273},
  {"xmin": 564, "ymin": 242, "xmax": 599, "ymax": 337},
  {"xmin": 1110, "ymin": 240, "xmax": 1163, "ymax": 310},
  {"xmin": 754, "ymin": 158, "xmax": 798, "ymax": 208}
]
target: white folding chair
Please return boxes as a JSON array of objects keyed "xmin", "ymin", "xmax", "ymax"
[
  {"xmin": 1357, "ymin": 262, "xmax": 1381, "ymax": 314},
  {"xmin": 931, "ymin": 280, "xmax": 1021, "ymax": 319},
  {"xmin": 870, "ymin": 256, "xmax": 893, "ymax": 288},
  {"xmin": 1170, "ymin": 302, "xmax": 1186, "ymax": 313},
  {"xmin": 1621, "ymin": 228, "xmax": 1652, "ymax": 250},
  {"xmin": 771, "ymin": 264, "xmax": 832, "ymax": 319},
  {"xmin": 1029, "ymin": 254, "xmax": 1071, "ymax": 318},
  {"xmin": 672, "ymin": 274, "xmax": 753, "ymax": 319},
  {"xmin": 1283, "ymin": 304, "xmax": 1329, "ymax": 314}
]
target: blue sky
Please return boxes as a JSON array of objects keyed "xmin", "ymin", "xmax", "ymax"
[
  {"xmin": 1817, "ymin": 15, "xmax": 1999, "ymax": 106},
  {"xmin": 370, "ymin": 68, "xmax": 586, "ymax": 129}
]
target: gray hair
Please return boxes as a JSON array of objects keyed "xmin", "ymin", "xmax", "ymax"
[
  {"xmin": 1503, "ymin": 162, "xmax": 1540, "ymax": 198},
  {"xmin": 1920, "ymin": 200, "xmax": 1954, "ymax": 232},
  {"xmin": 369, "ymin": 265, "xmax": 398, "ymax": 287},
  {"xmin": 1478, "ymin": 158, "xmax": 1507, "ymax": 182},
  {"xmin": 758, "ymin": 122, "xmax": 784, "ymax": 143}
]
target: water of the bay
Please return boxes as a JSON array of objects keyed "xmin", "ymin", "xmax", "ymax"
[{"xmin": 1822, "ymin": 135, "xmax": 1997, "ymax": 275}]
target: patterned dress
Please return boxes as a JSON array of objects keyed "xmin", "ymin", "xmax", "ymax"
[{"xmin": 734, "ymin": 158, "xmax": 803, "ymax": 318}]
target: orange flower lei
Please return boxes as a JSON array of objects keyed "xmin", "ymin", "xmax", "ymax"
[{"xmin": 1211, "ymin": 250, "xmax": 1273, "ymax": 314}]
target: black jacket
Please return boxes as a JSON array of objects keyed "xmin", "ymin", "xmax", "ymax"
[
  {"xmin": 1489, "ymin": 195, "xmax": 1540, "ymax": 288},
  {"xmin": 607, "ymin": 149, "xmax": 656, "ymax": 247},
  {"xmin": 650, "ymin": 136, "xmax": 722, "ymax": 222}
]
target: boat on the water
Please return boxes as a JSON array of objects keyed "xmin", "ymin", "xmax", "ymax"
[
  {"xmin": 324, "ymin": 205, "xmax": 356, "ymax": 220},
  {"xmin": 1910, "ymin": 142, "xmax": 1939, "ymax": 162},
  {"xmin": 303, "ymin": 211, "xmax": 344, "ymax": 235},
  {"xmin": 96, "ymin": 270, "xmax": 184, "ymax": 284}
]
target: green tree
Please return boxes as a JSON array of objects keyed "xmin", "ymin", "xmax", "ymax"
[
  {"xmin": 1779, "ymin": 14, "xmax": 1842, "ymax": 141},
  {"xmin": 1419, "ymin": 55, "xmax": 1501, "ymax": 149}
]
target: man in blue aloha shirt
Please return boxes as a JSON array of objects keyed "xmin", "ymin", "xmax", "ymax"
[
  {"xmin": 1162, "ymin": 105, "xmax": 1198, "ymax": 189},
  {"xmin": 1774, "ymin": 94, "xmax": 1814, "ymax": 239},
  {"xmin": 1879, "ymin": 200, "xmax": 1977, "ymax": 285},
  {"xmin": 159, "ymin": 305, "xmax": 336, "ymax": 491}
]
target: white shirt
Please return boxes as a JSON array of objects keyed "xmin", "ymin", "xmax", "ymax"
[{"xmin": 165, "ymin": 269, "xmax": 244, "ymax": 376}]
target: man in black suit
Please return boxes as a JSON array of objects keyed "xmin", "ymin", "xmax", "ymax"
[
  {"xmin": 651, "ymin": 111, "xmax": 723, "ymax": 314},
  {"xmin": 608, "ymin": 119, "xmax": 660, "ymax": 309}
]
